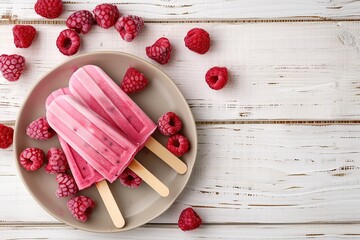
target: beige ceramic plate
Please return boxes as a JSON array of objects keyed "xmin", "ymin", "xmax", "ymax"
[{"xmin": 14, "ymin": 51, "xmax": 197, "ymax": 232}]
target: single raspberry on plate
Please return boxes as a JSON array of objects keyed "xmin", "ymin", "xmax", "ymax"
[
  {"xmin": 158, "ymin": 112, "xmax": 182, "ymax": 136},
  {"xmin": 45, "ymin": 147, "xmax": 69, "ymax": 174},
  {"xmin": 19, "ymin": 147, "xmax": 45, "ymax": 171},
  {"xmin": 26, "ymin": 116, "xmax": 55, "ymax": 140},
  {"xmin": 178, "ymin": 207, "xmax": 202, "ymax": 231},
  {"xmin": 184, "ymin": 28, "xmax": 210, "ymax": 54},
  {"xmin": 56, "ymin": 29, "xmax": 81, "ymax": 56},
  {"xmin": 0, "ymin": 54, "xmax": 26, "ymax": 82},
  {"xmin": 66, "ymin": 10, "xmax": 94, "ymax": 34},
  {"xmin": 146, "ymin": 37, "xmax": 172, "ymax": 65},
  {"xmin": 56, "ymin": 173, "xmax": 79, "ymax": 198},
  {"xmin": 114, "ymin": 15, "xmax": 144, "ymax": 42},
  {"xmin": 120, "ymin": 67, "xmax": 149, "ymax": 94},
  {"xmin": 119, "ymin": 168, "xmax": 142, "ymax": 188},
  {"xmin": 34, "ymin": 0, "xmax": 63, "ymax": 19},
  {"xmin": 205, "ymin": 67, "xmax": 228, "ymax": 90},
  {"xmin": 12, "ymin": 25, "xmax": 37, "ymax": 48},
  {"xmin": 167, "ymin": 134, "xmax": 190, "ymax": 157},
  {"xmin": 93, "ymin": 3, "xmax": 120, "ymax": 29},
  {"xmin": 0, "ymin": 124, "xmax": 14, "ymax": 149},
  {"xmin": 67, "ymin": 195, "xmax": 95, "ymax": 222}
]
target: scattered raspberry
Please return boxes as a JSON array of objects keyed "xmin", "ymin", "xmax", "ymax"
[
  {"xmin": 184, "ymin": 28, "xmax": 210, "ymax": 54},
  {"xmin": 66, "ymin": 10, "xmax": 94, "ymax": 34},
  {"xmin": 26, "ymin": 117, "xmax": 55, "ymax": 140},
  {"xmin": 45, "ymin": 147, "xmax": 69, "ymax": 174},
  {"xmin": 205, "ymin": 67, "xmax": 228, "ymax": 90},
  {"xmin": 114, "ymin": 15, "xmax": 144, "ymax": 42},
  {"xmin": 12, "ymin": 25, "xmax": 37, "ymax": 48},
  {"xmin": 56, "ymin": 29, "xmax": 81, "ymax": 56},
  {"xmin": 119, "ymin": 168, "xmax": 142, "ymax": 188},
  {"xmin": 34, "ymin": 0, "xmax": 63, "ymax": 19},
  {"xmin": 0, "ymin": 54, "xmax": 26, "ymax": 82},
  {"xmin": 145, "ymin": 37, "xmax": 172, "ymax": 65},
  {"xmin": 19, "ymin": 147, "xmax": 45, "ymax": 171},
  {"xmin": 158, "ymin": 112, "xmax": 182, "ymax": 136},
  {"xmin": 67, "ymin": 195, "xmax": 95, "ymax": 222},
  {"xmin": 93, "ymin": 3, "xmax": 120, "ymax": 29},
  {"xmin": 0, "ymin": 124, "xmax": 14, "ymax": 149},
  {"xmin": 167, "ymin": 134, "xmax": 190, "ymax": 157},
  {"xmin": 120, "ymin": 67, "xmax": 148, "ymax": 94},
  {"xmin": 178, "ymin": 207, "xmax": 202, "ymax": 231},
  {"xmin": 56, "ymin": 173, "xmax": 79, "ymax": 198}
]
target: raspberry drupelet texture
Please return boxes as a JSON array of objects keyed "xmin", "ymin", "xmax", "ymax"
[
  {"xmin": 45, "ymin": 147, "xmax": 69, "ymax": 174},
  {"xmin": 66, "ymin": 10, "xmax": 94, "ymax": 34},
  {"xmin": 114, "ymin": 15, "xmax": 144, "ymax": 42},
  {"xmin": 93, "ymin": 3, "xmax": 120, "ymax": 29},
  {"xmin": 145, "ymin": 37, "xmax": 172, "ymax": 65},
  {"xmin": 56, "ymin": 29, "xmax": 81, "ymax": 56},
  {"xmin": 205, "ymin": 67, "xmax": 228, "ymax": 90},
  {"xmin": 120, "ymin": 67, "xmax": 149, "ymax": 94},
  {"xmin": 19, "ymin": 147, "xmax": 45, "ymax": 171},
  {"xmin": 119, "ymin": 168, "xmax": 142, "ymax": 188},
  {"xmin": 184, "ymin": 28, "xmax": 210, "ymax": 54},
  {"xmin": 167, "ymin": 134, "xmax": 190, "ymax": 157},
  {"xmin": 34, "ymin": 0, "xmax": 63, "ymax": 19},
  {"xmin": 0, "ymin": 54, "xmax": 26, "ymax": 82},
  {"xmin": 56, "ymin": 173, "xmax": 79, "ymax": 198},
  {"xmin": 0, "ymin": 124, "xmax": 14, "ymax": 149},
  {"xmin": 178, "ymin": 207, "xmax": 202, "ymax": 231},
  {"xmin": 26, "ymin": 117, "xmax": 55, "ymax": 140},
  {"xmin": 12, "ymin": 25, "xmax": 37, "ymax": 48},
  {"xmin": 157, "ymin": 112, "xmax": 183, "ymax": 136},
  {"xmin": 67, "ymin": 195, "xmax": 95, "ymax": 222}
]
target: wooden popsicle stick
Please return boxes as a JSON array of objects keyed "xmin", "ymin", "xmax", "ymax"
[
  {"xmin": 128, "ymin": 159, "xmax": 170, "ymax": 197},
  {"xmin": 145, "ymin": 136, "xmax": 188, "ymax": 174},
  {"xmin": 95, "ymin": 180, "xmax": 125, "ymax": 228}
]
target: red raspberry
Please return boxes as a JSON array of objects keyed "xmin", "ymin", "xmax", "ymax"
[
  {"xmin": 66, "ymin": 10, "xmax": 94, "ymax": 34},
  {"xmin": 0, "ymin": 54, "xmax": 26, "ymax": 82},
  {"xmin": 120, "ymin": 67, "xmax": 149, "ymax": 94},
  {"xmin": 119, "ymin": 168, "xmax": 142, "ymax": 188},
  {"xmin": 26, "ymin": 117, "xmax": 55, "ymax": 140},
  {"xmin": 12, "ymin": 25, "xmax": 37, "ymax": 48},
  {"xmin": 34, "ymin": 0, "xmax": 63, "ymax": 19},
  {"xmin": 178, "ymin": 207, "xmax": 202, "ymax": 231},
  {"xmin": 184, "ymin": 28, "xmax": 210, "ymax": 54},
  {"xmin": 167, "ymin": 134, "xmax": 190, "ymax": 157},
  {"xmin": 205, "ymin": 67, "xmax": 228, "ymax": 90},
  {"xmin": 56, "ymin": 29, "xmax": 81, "ymax": 56},
  {"xmin": 146, "ymin": 37, "xmax": 172, "ymax": 65},
  {"xmin": 0, "ymin": 124, "xmax": 14, "ymax": 149},
  {"xmin": 55, "ymin": 173, "xmax": 79, "ymax": 198},
  {"xmin": 67, "ymin": 195, "xmax": 95, "ymax": 222},
  {"xmin": 45, "ymin": 147, "xmax": 69, "ymax": 174},
  {"xmin": 93, "ymin": 3, "xmax": 120, "ymax": 29},
  {"xmin": 158, "ymin": 112, "xmax": 182, "ymax": 136},
  {"xmin": 19, "ymin": 147, "xmax": 45, "ymax": 171},
  {"xmin": 114, "ymin": 15, "xmax": 144, "ymax": 42}
]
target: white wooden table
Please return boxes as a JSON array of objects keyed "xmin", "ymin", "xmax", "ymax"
[{"xmin": 1, "ymin": 1, "xmax": 360, "ymax": 239}]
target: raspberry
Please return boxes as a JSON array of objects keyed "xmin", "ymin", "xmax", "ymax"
[
  {"xmin": 55, "ymin": 173, "xmax": 78, "ymax": 198},
  {"xmin": 158, "ymin": 112, "xmax": 182, "ymax": 136},
  {"xmin": 56, "ymin": 29, "xmax": 81, "ymax": 56},
  {"xmin": 178, "ymin": 207, "xmax": 202, "ymax": 231},
  {"xmin": 34, "ymin": 0, "xmax": 63, "ymax": 19},
  {"xmin": 167, "ymin": 134, "xmax": 190, "ymax": 157},
  {"xmin": 145, "ymin": 37, "xmax": 172, "ymax": 65},
  {"xmin": 120, "ymin": 67, "xmax": 148, "ymax": 94},
  {"xmin": 119, "ymin": 168, "xmax": 142, "ymax": 188},
  {"xmin": 67, "ymin": 195, "xmax": 95, "ymax": 222},
  {"xmin": 0, "ymin": 124, "xmax": 14, "ymax": 149},
  {"xmin": 12, "ymin": 25, "xmax": 37, "ymax": 48},
  {"xmin": 26, "ymin": 117, "xmax": 55, "ymax": 140},
  {"xmin": 66, "ymin": 10, "xmax": 94, "ymax": 34},
  {"xmin": 93, "ymin": 3, "xmax": 120, "ymax": 29},
  {"xmin": 19, "ymin": 147, "xmax": 45, "ymax": 171},
  {"xmin": 45, "ymin": 147, "xmax": 69, "ymax": 174},
  {"xmin": 184, "ymin": 28, "xmax": 210, "ymax": 54},
  {"xmin": 205, "ymin": 67, "xmax": 228, "ymax": 90},
  {"xmin": 0, "ymin": 54, "xmax": 26, "ymax": 82},
  {"xmin": 114, "ymin": 15, "xmax": 144, "ymax": 42}
]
